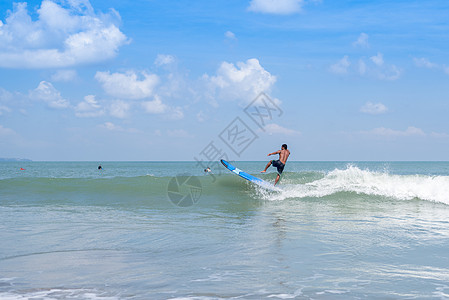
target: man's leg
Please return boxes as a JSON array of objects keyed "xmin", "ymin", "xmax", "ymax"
[
  {"xmin": 274, "ymin": 174, "xmax": 280, "ymax": 185},
  {"xmin": 261, "ymin": 161, "xmax": 272, "ymax": 173}
]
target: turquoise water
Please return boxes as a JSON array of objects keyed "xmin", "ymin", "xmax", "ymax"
[{"xmin": 1, "ymin": 161, "xmax": 449, "ymax": 299}]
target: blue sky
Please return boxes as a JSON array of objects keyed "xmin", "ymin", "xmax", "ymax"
[{"xmin": 0, "ymin": 0, "xmax": 448, "ymax": 161}]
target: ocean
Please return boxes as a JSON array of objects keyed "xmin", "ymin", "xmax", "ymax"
[{"xmin": 1, "ymin": 161, "xmax": 449, "ymax": 299}]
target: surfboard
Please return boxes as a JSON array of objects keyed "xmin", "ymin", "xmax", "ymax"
[{"xmin": 220, "ymin": 159, "xmax": 281, "ymax": 191}]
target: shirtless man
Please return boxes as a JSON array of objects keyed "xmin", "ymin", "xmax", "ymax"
[{"xmin": 261, "ymin": 144, "xmax": 291, "ymax": 186}]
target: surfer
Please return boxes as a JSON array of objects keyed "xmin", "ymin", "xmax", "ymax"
[
  {"xmin": 98, "ymin": 165, "xmax": 102, "ymax": 170},
  {"xmin": 204, "ymin": 167, "xmax": 211, "ymax": 173},
  {"xmin": 261, "ymin": 144, "xmax": 290, "ymax": 185}
]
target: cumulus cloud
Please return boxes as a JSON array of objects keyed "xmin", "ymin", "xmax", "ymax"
[
  {"xmin": 141, "ymin": 96, "xmax": 167, "ymax": 114},
  {"xmin": 329, "ymin": 55, "xmax": 350, "ymax": 74},
  {"xmin": 168, "ymin": 106, "xmax": 184, "ymax": 120},
  {"xmin": 430, "ymin": 132, "xmax": 449, "ymax": 138},
  {"xmin": 109, "ymin": 100, "xmax": 130, "ymax": 118},
  {"xmin": 0, "ymin": 88, "xmax": 13, "ymax": 113},
  {"xmin": 94, "ymin": 66, "xmax": 185, "ymax": 120},
  {"xmin": 0, "ymin": 105, "xmax": 11, "ymax": 115},
  {"xmin": 377, "ymin": 64, "xmax": 401, "ymax": 81},
  {"xmin": 261, "ymin": 123, "xmax": 301, "ymax": 136},
  {"xmin": 0, "ymin": 88, "xmax": 13, "ymax": 101},
  {"xmin": 75, "ymin": 95, "xmax": 104, "ymax": 117},
  {"xmin": 29, "ymin": 81, "xmax": 70, "ymax": 108},
  {"xmin": 360, "ymin": 102, "xmax": 388, "ymax": 115},
  {"xmin": 370, "ymin": 52, "xmax": 384, "ymax": 66},
  {"xmin": 155, "ymin": 54, "xmax": 175, "ymax": 66},
  {"xmin": 248, "ymin": 0, "xmax": 303, "ymax": 14},
  {"xmin": 100, "ymin": 121, "xmax": 121, "ymax": 131},
  {"xmin": 413, "ymin": 57, "xmax": 449, "ymax": 76},
  {"xmin": 444, "ymin": 66, "xmax": 449, "ymax": 75},
  {"xmin": 204, "ymin": 58, "xmax": 276, "ymax": 103},
  {"xmin": 363, "ymin": 126, "xmax": 425, "ymax": 137},
  {"xmin": 0, "ymin": 124, "xmax": 16, "ymax": 136},
  {"xmin": 99, "ymin": 121, "xmax": 140, "ymax": 133},
  {"xmin": 358, "ymin": 59, "xmax": 367, "ymax": 75},
  {"xmin": 95, "ymin": 70, "xmax": 159, "ymax": 99},
  {"xmin": 331, "ymin": 53, "xmax": 401, "ymax": 80},
  {"xmin": 0, "ymin": 1, "xmax": 128, "ymax": 68},
  {"xmin": 413, "ymin": 57, "xmax": 437, "ymax": 69},
  {"xmin": 225, "ymin": 31, "xmax": 236, "ymax": 40},
  {"xmin": 353, "ymin": 33, "xmax": 369, "ymax": 48},
  {"xmin": 196, "ymin": 110, "xmax": 207, "ymax": 122}
]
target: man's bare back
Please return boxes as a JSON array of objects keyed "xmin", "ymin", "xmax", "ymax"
[{"xmin": 278, "ymin": 148, "xmax": 290, "ymax": 164}]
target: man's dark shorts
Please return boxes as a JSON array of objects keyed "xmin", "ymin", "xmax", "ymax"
[{"xmin": 272, "ymin": 160, "xmax": 285, "ymax": 175}]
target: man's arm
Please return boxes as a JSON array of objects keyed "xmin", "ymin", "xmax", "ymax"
[{"xmin": 268, "ymin": 150, "xmax": 281, "ymax": 156}]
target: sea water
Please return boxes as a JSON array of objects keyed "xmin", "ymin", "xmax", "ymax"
[{"xmin": 1, "ymin": 161, "xmax": 449, "ymax": 299}]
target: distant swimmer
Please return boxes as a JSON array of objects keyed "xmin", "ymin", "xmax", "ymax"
[
  {"xmin": 261, "ymin": 144, "xmax": 290, "ymax": 186},
  {"xmin": 98, "ymin": 165, "xmax": 102, "ymax": 170},
  {"xmin": 20, "ymin": 168, "xmax": 25, "ymax": 171},
  {"xmin": 204, "ymin": 167, "xmax": 211, "ymax": 173}
]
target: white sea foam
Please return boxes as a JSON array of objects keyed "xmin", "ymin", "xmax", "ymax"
[
  {"xmin": 0, "ymin": 289, "xmax": 119, "ymax": 300},
  {"xmin": 267, "ymin": 288, "xmax": 303, "ymax": 298},
  {"xmin": 267, "ymin": 165, "xmax": 449, "ymax": 205}
]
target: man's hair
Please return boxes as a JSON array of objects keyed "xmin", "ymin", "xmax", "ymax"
[{"xmin": 282, "ymin": 144, "xmax": 288, "ymax": 149}]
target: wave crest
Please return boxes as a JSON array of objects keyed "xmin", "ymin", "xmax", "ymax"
[{"xmin": 267, "ymin": 166, "xmax": 449, "ymax": 205}]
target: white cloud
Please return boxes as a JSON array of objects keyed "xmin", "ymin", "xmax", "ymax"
[
  {"xmin": 141, "ymin": 96, "xmax": 167, "ymax": 114},
  {"xmin": 443, "ymin": 66, "xmax": 449, "ymax": 75},
  {"xmin": 329, "ymin": 55, "xmax": 350, "ymax": 74},
  {"xmin": 430, "ymin": 132, "xmax": 449, "ymax": 138},
  {"xmin": 100, "ymin": 122, "xmax": 121, "ymax": 131},
  {"xmin": 99, "ymin": 121, "xmax": 140, "ymax": 133},
  {"xmin": 377, "ymin": 64, "xmax": 401, "ymax": 81},
  {"xmin": 109, "ymin": 100, "xmax": 130, "ymax": 118},
  {"xmin": 369, "ymin": 53, "xmax": 400, "ymax": 80},
  {"xmin": 360, "ymin": 102, "xmax": 388, "ymax": 115},
  {"xmin": 248, "ymin": 0, "xmax": 303, "ymax": 14},
  {"xmin": 261, "ymin": 123, "xmax": 301, "ymax": 136},
  {"xmin": 364, "ymin": 126, "xmax": 425, "ymax": 137},
  {"xmin": 353, "ymin": 33, "xmax": 369, "ymax": 48},
  {"xmin": 75, "ymin": 95, "xmax": 104, "ymax": 117},
  {"xmin": 196, "ymin": 110, "xmax": 207, "ymax": 122},
  {"xmin": 95, "ymin": 70, "xmax": 159, "ymax": 99},
  {"xmin": 0, "ymin": 88, "xmax": 13, "ymax": 115},
  {"xmin": 331, "ymin": 53, "xmax": 400, "ymax": 81},
  {"xmin": 225, "ymin": 31, "xmax": 236, "ymax": 40},
  {"xmin": 95, "ymin": 67, "xmax": 185, "ymax": 120},
  {"xmin": 141, "ymin": 95, "xmax": 183, "ymax": 119},
  {"xmin": 204, "ymin": 58, "xmax": 276, "ymax": 103},
  {"xmin": 370, "ymin": 52, "xmax": 384, "ymax": 66},
  {"xmin": 413, "ymin": 57, "xmax": 437, "ymax": 69},
  {"xmin": 167, "ymin": 106, "xmax": 184, "ymax": 120},
  {"xmin": 0, "ymin": 1, "xmax": 128, "ymax": 68},
  {"xmin": 358, "ymin": 59, "xmax": 367, "ymax": 75},
  {"xmin": 0, "ymin": 88, "xmax": 13, "ymax": 102},
  {"xmin": 30, "ymin": 81, "xmax": 70, "ymax": 108},
  {"xmin": 51, "ymin": 70, "xmax": 77, "ymax": 82},
  {"xmin": 0, "ymin": 105, "xmax": 11, "ymax": 115},
  {"xmin": 413, "ymin": 57, "xmax": 449, "ymax": 76},
  {"xmin": 155, "ymin": 54, "xmax": 175, "ymax": 66},
  {"xmin": 0, "ymin": 124, "xmax": 15, "ymax": 136}
]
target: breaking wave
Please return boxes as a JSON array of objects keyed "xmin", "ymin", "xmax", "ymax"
[{"xmin": 265, "ymin": 165, "xmax": 449, "ymax": 205}]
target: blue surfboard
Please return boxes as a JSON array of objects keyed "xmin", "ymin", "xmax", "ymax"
[{"xmin": 220, "ymin": 159, "xmax": 281, "ymax": 191}]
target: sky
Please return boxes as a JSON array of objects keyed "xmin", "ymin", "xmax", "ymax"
[{"xmin": 0, "ymin": 0, "xmax": 448, "ymax": 161}]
